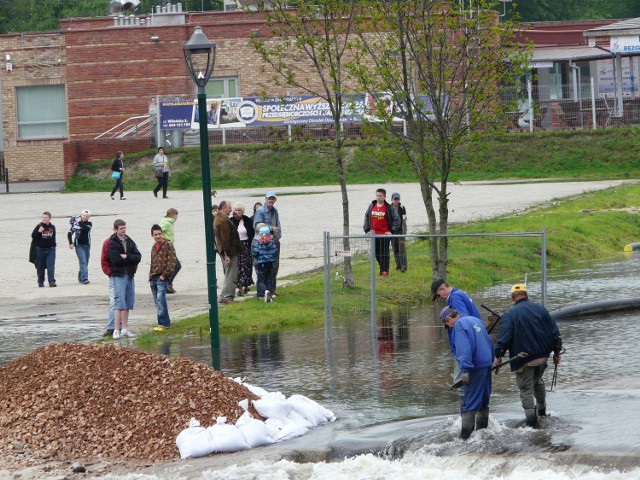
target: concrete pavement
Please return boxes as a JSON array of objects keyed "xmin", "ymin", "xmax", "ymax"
[{"xmin": 1, "ymin": 179, "xmax": 634, "ymax": 322}]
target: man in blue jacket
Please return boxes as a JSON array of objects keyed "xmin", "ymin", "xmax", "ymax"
[
  {"xmin": 494, "ymin": 284, "xmax": 562, "ymax": 427},
  {"xmin": 440, "ymin": 306, "xmax": 494, "ymax": 439},
  {"xmin": 432, "ymin": 278, "xmax": 482, "ymax": 399}
]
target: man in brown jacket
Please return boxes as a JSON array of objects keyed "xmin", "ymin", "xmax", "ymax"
[
  {"xmin": 149, "ymin": 224, "xmax": 177, "ymax": 331},
  {"xmin": 213, "ymin": 200, "xmax": 241, "ymax": 304}
]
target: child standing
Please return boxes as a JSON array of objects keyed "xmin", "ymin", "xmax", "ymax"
[{"xmin": 251, "ymin": 224, "xmax": 277, "ymax": 302}]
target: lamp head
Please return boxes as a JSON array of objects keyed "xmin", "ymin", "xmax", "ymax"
[{"xmin": 183, "ymin": 26, "xmax": 217, "ymax": 89}]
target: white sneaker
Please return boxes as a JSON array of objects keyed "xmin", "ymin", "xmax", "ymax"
[
  {"xmin": 112, "ymin": 330, "xmax": 121, "ymax": 340},
  {"xmin": 120, "ymin": 329, "xmax": 135, "ymax": 338},
  {"xmin": 264, "ymin": 290, "xmax": 270, "ymax": 303}
]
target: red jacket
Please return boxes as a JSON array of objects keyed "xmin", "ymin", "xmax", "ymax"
[{"xmin": 101, "ymin": 238, "xmax": 111, "ymax": 276}]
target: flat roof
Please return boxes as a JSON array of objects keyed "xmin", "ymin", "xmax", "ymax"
[
  {"xmin": 584, "ymin": 17, "xmax": 640, "ymax": 37},
  {"xmin": 532, "ymin": 45, "xmax": 640, "ymax": 62}
]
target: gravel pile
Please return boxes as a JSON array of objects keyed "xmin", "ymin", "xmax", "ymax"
[{"xmin": 0, "ymin": 343, "xmax": 260, "ymax": 466}]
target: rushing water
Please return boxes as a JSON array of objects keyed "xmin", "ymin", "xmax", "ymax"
[
  {"xmin": 116, "ymin": 254, "xmax": 640, "ymax": 479},
  {"xmin": 4, "ymin": 255, "xmax": 640, "ymax": 479}
]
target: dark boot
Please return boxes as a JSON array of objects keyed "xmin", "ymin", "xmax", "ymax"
[
  {"xmin": 460, "ymin": 411, "xmax": 476, "ymax": 439},
  {"xmin": 476, "ymin": 407, "xmax": 489, "ymax": 430},
  {"xmin": 525, "ymin": 408, "xmax": 539, "ymax": 427},
  {"xmin": 536, "ymin": 402, "xmax": 546, "ymax": 417}
]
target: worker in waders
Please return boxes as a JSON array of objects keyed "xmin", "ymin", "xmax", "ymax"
[
  {"xmin": 493, "ymin": 284, "xmax": 563, "ymax": 427},
  {"xmin": 440, "ymin": 306, "xmax": 494, "ymax": 439}
]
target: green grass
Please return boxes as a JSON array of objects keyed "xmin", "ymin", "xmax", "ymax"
[
  {"xmin": 141, "ymin": 183, "xmax": 640, "ymax": 347},
  {"xmin": 64, "ymin": 127, "xmax": 640, "ymax": 193}
]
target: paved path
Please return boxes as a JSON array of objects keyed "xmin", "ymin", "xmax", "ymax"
[{"xmin": 1, "ymin": 180, "xmax": 633, "ymax": 324}]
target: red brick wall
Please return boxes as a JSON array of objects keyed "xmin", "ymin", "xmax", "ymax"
[{"xmin": 63, "ymin": 138, "xmax": 150, "ymax": 180}]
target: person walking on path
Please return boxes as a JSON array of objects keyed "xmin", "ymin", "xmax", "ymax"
[
  {"xmin": 107, "ymin": 219, "xmax": 141, "ymax": 339},
  {"xmin": 149, "ymin": 224, "xmax": 177, "ymax": 331},
  {"xmin": 252, "ymin": 224, "xmax": 277, "ymax": 302},
  {"xmin": 101, "ymin": 227, "xmax": 117, "ymax": 337},
  {"xmin": 253, "ymin": 192, "xmax": 282, "ymax": 296},
  {"xmin": 494, "ymin": 284, "xmax": 563, "ymax": 427},
  {"xmin": 440, "ymin": 306, "xmax": 494, "ymax": 439},
  {"xmin": 31, "ymin": 211, "xmax": 57, "ymax": 287},
  {"xmin": 214, "ymin": 200, "xmax": 241, "ymax": 304},
  {"xmin": 231, "ymin": 202, "xmax": 255, "ymax": 295},
  {"xmin": 159, "ymin": 208, "xmax": 181, "ymax": 294},
  {"xmin": 363, "ymin": 188, "xmax": 400, "ymax": 277},
  {"xmin": 152, "ymin": 147, "xmax": 170, "ymax": 199},
  {"xmin": 110, "ymin": 151, "xmax": 126, "ymax": 200},
  {"xmin": 67, "ymin": 210, "xmax": 92, "ymax": 284},
  {"xmin": 390, "ymin": 192, "xmax": 408, "ymax": 272}
]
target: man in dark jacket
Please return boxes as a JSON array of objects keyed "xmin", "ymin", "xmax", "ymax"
[
  {"xmin": 363, "ymin": 188, "xmax": 401, "ymax": 276},
  {"xmin": 31, "ymin": 211, "xmax": 57, "ymax": 287},
  {"xmin": 494, "ymin": 284, "xmax": 563, "ymax": 427},
  {"xmin": 107, "ymin": 219, "xmax": 142, "ymax": 339},
  {"xmin": 214, "ymin": 200, "xmax": 242, "ymax": 304}
]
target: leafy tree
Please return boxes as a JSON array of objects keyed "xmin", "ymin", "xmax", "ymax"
[
  {"xmin": 350, "ymin": 0, "xmax": 531, "ymax": 280},
  {"xmin": 251, "ymin": 0, "xmax": 361, "ymax": 287}
]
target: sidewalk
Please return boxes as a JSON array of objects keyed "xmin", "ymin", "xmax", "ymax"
[{"xmin": 1, "ymin": 180, "xmax": 633, "ymax": 322}]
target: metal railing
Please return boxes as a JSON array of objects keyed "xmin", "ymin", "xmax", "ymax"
[{"xmin": 95, "ymin": 115, "xmax": 153, "ymax": 140}]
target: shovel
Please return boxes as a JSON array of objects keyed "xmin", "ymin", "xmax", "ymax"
[{"xmin": 450, "ymin": 352, "xmax": 529, "ymax": 389}]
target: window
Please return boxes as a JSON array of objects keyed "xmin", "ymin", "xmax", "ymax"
[
  {"xmin": 205, "ymin": 77, "xmax": 238, "ymax": 98},
  {"xmin": 16, "ymin": 85, "xmax": 67, "ymax": 139}
]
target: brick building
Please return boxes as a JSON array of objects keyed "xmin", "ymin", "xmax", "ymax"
[
  {"xmin": 0, "ymin": 8, "xmax": 637, "ymax": 182},
  {"xmin": 1, "ymin": 6, "xmax": 277, "ymax": 182}
]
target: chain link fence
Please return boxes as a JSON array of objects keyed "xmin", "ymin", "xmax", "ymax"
[{"xmin": 323, "ymin": 231, "xmax": 547, "ymax": 342}]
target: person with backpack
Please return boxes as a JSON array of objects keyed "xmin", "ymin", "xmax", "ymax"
[
  {"xmin": 152, "ymin": 147, "xmax": 170, "ymax": 199},
  {"xmin": 67, "ymin": 210, "xmax": 92, "ymax": 284}
]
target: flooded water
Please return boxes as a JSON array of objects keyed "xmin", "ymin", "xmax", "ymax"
[
  {"xmin": 126, "ymin": 254, "xmax": 640, "ymax": 479},
  {"xmin": 4, "ymin": 255, "xmax": 640, "ymax": 479}
]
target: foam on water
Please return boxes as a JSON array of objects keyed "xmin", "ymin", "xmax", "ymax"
[{"xmin": 93, "ymin": 451, "xmax": 640, "ymax": 480}]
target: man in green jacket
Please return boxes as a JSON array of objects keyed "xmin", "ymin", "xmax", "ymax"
[{"xmin": 159, "ymin": 208, "xmax": 180, "ymax": 294}]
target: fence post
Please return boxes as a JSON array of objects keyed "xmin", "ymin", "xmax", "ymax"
[
  {"xmin": 323, "ymin": 231, "xmax": 332, "ymax": 342},
  {"xmin": 590, "ymin": 77, "xmax": 597, "ymax": 130},
  {"xmin": 527, "ymin": 80, "xmax": 534, "ymax": 133},
  {"xmin": 369, "ymin": 234, "xmax": 377, "ymax": 346},
  {"xmin": 541, "ymin": 228, "xmax": 547, "ymax": 307}
]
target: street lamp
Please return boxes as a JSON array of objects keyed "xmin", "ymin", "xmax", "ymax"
[{"xmin": 183, "ymin": 26, "xmax": 220, "ymax": 369}]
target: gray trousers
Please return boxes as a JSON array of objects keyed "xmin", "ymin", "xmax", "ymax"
[
  {"xmin": 515, "ymin": 361, "xmax": 548, "ymax": 410},
  {"xmin": 219, "ymin": 254, "xmax": 238, "ymax": 299}
]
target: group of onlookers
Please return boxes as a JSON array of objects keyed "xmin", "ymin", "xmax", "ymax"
[{"xmin": 213, "ymin": 191, "xmax": 282, "ymax": 304}]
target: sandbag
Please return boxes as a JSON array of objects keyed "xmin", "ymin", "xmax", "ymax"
[
  {"xmin": 207, "ymin": 418, "xmax": 249, "ymax": 453},
  {"xmin": 175, "ymin": 419, "xmax": 216, "ymax": 459}
]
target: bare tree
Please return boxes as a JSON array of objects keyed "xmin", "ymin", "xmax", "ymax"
[
  {"xmin": 350, "ymin": 0, "xmax": 531, "ymax": 280},
  {"xmin": 251, "ymin": 0, "xmax": 362, "ymax": 287}
]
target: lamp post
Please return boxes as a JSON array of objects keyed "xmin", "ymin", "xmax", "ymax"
[{"xmin": 183, "ymin": 26, "xmax": 220, "ymax": 369}]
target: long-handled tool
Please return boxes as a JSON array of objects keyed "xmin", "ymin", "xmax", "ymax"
[
  {"xmin": 481, "ymin": 304, "xmax": 503, "ymax": 334},
  {"xmin": 449, "ymin": 352, "xmax": 529, "ymax": 389}
]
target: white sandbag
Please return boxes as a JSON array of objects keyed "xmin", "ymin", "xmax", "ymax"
[
  {"xmin": 266, "ymin": 416, "xmax": 309, "ymax": 442},
  {"xmin": 287, "ymin": 394, "xmax": 336, "ymax": 425},
  {"xmin": 286, "ymin": 409, "xmax": 313, "ymax": 428},
  {"xmin": 175, "ymin": 425, "xmax": 216, "ymax": 459},
  {"xmin": 253, "ymin": 397, "xmax": 292, "ymax": 421},
  {"xmin": 207, "ymin": 420, "xmax": 249, "ymax": 453},
  {"xmin": 238, "ymin": 398, "xmax": 250, "ymax": 411},
  {"xmin": 237, "ymin": 417, "xmax": 276, "ymax": 448},
  {"xmin": 235, "ymin": 410, "xmax": 254, "ymax": 426}
]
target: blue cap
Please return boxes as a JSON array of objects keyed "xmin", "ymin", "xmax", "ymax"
[
  {"xmin": 391, "ymin": 192, "xmax": 400, "ymax": 199},
  {"xmin": 439, "ymin": 306, "xmax": 457, "ymax": 324},
  {"xmin": 259, "ymin": 226, "xmax": 270, "ymax": 235},
  {"xmin": 266, "ymin": 191, "xmax": 277, "ymax": 199}
]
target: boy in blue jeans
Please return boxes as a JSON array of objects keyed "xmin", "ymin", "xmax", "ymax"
[{"xmin": 252, "ymin": 224, "xmax": 277, "ymax": 302}]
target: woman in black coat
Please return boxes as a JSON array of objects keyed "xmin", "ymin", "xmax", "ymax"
[
  {"xmin": 231, "ymin": 202, "xmax": 255, "ymax": 294},
  {"xmin": 110, "ymin": 151, "xmax": 125, "ymax": 200}
]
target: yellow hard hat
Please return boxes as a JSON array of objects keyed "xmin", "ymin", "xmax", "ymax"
[{"xmin": 511, "ymin": 283, "xmax": 527, "ymax": 294}]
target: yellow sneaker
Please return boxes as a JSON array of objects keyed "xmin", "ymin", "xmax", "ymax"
[{"xmin": 154, "ymin": 326, "xmax": 169, "ymax": 332}]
